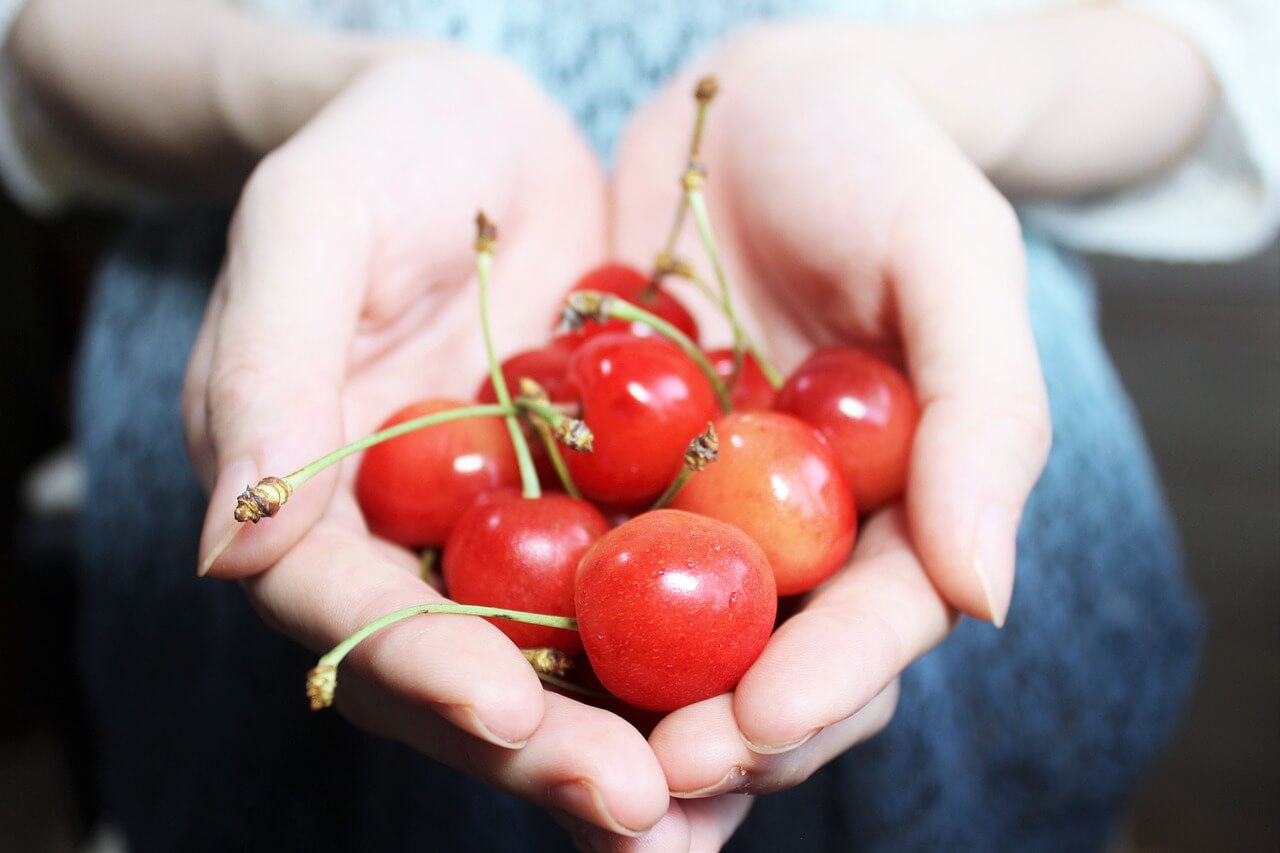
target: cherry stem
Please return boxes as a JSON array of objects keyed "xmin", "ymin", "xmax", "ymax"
[
  {"xmin": 475, "ymin": 213, "xmax": 541, "ymax": 500},
  {"xmin": 650, "ymin": 76, "xmax": 719, "ymax": 295},
  {"xmin": 307, "ymin": 602, "xmax": 579, "ymax": 711},
  {"xmin": 650, "ymin": 422, "xmax": 719, "ymax": 510},
  {"xmin": 535, "ymin": 672, "xmax": 609, "ymax": 699},
  {"xmin": 567, "ymin": 291, "xmax": 732, "ymax": 412}
]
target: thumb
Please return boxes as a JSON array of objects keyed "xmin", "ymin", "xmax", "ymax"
[
  {"xmin": 894, "ymin": 188, "xmax": 1052, "ymax": 627},
  {"xmin": 193, "ymin": 158, "xmax": 371, "ymax": 579}
]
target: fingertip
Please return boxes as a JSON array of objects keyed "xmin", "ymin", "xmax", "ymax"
[{"xmin": 197, "ymin": 457, "xmax": 257, "ymax": 578}]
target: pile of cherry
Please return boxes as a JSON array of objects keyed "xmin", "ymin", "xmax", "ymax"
[{"xmin": 232, "ymin": 78, "xmax": 919, "ymax": 716}]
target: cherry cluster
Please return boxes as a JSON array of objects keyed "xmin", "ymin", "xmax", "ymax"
[{"xmin": 224, "ymin": 78, "xmax": 919, "ymax": 717}]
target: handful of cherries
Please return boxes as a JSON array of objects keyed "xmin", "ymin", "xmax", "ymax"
[{"xmin": 223, "ymin": 78, "xmax": 919, "ymax": 716}]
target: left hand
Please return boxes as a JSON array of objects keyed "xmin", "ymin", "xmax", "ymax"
[{"xmin": 562, "ymin": 21, "xmax": 1053, "ymax": 849}]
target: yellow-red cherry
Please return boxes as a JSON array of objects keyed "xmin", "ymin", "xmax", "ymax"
[
  {"xmin": 355, "ymin": 399, "xmax": 519, "ymax": 547},
  {"xmin": 671, "ymin": 411, "xmax": 856, "ymax": 596},
  {"xmin": 775, "ymin": 346, "xmax": 919, "ymax": 512},
  {"xmin": 442, "ymin": 489, "xmax": 608, "ymax": 654},
  {"xmin": 575, "ymin": 510, "xmax": 777, "ymax": 712}
]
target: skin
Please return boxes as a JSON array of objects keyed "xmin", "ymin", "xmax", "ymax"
[{"xmin": 9, "ymin": 1, "xmax": 1216, "ymax": 849}]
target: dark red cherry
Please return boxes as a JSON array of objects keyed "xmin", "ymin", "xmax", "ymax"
[
  {"xmin": 555, "ymin": 263, "xmax": 699, "ymax": 348},
  {"xmin": 671, "ymin": 411, "xmax": 856, "ymax": 596},
  {"xmin": 775, "ymin": 347, "xmax": 919, "ymax": 512},
  {"xmin": 564, "ymin": 333, "xmax": 719, "ymax": 507},
  {"xmin": 442, "ymin": 490, "xmax": 608, "ymax": 654},
  {"xmin": 355, "ymin": 399, "xmax": 519, "ymax": 547},
  {"xmin": 707, "ymin": 348, "xmax": 776, "ymax": 411},
  {"xmin": 575, "ymin": 510, "xmax": 777, "ymax": 711}
]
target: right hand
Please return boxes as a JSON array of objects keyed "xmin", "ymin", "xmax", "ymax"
[{"xmin": 181, "ymin": 50, "xmax": 670, "ymax": 838}]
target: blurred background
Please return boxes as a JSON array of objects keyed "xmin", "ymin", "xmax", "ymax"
[{"xmin": 0, "ymin": 196, "xmax": 1276, "ymax": 850}]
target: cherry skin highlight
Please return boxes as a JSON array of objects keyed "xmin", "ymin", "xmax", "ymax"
[
  {"xmin": 671, "ymin": 411, "xmax": 856, "ymax": 596},
  {"xmin": 575, "ymin": 510, "xmax": 777, "ymax": 712},
  {"xmin": 355, "ymin": 399, "xmax": 519, "ymax": 547},
  {"xmin": 707, "ymin": 348, "xmax": 776, "ymax": 411},
  {"xmin": 442, "ymin": 490, "xmax": 607, "ymax": 654},
  {"xmin": 564, "ymin": 333, "xmax": 718, "ymax": 507},
  {"xmin": 554, "ymin": 263, "xmax": 699, "ymax": 348},
  {"xmin": 775, "ymin": 346, "xmax": 920, "ymax": 512}
]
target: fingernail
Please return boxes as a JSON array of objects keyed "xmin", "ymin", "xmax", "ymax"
[
  {"xmin": 973, "ymin": 505, "xmax": 1017, "ymax": 628},
  {"xmin": 740, "ymin": 726, "xmax": 822, "ymax": 756},
  {"xmin": 197, "ymin": 458, "xmax": 258, "ymax": 576},
  {"xmin": 548, "ymin": 780, "xmax": 643, "ymax": 838},
  {"xmin": 433, "ymin": 703, "xmax": 528, "ymax": 749},
  {"xmin": 671, "ymin": 765, "xmax": 751, "ymax": 798}
]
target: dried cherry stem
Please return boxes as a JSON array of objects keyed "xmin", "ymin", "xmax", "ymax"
[
  {"xmin": 475, "ymin": 213, "xmax": 541, "ymax": 500},
  {"xmin": 306, "ymin": 603, "xmax": 579, "ymax": 711},
  {"xmin": 231, "ymin": 402, "xmax": 517, "ymax": 525},
  {"xmin": 650, "ymin": 423, "xmax": 719, "ymax": 510},
  {"xmin": 649, "ymin": 76, "xmax": 719, "ymax": 295},
  {"xmin": 564, "ymin": 290, "xmax": 733, "ymax": 412},
  {"xmin": 683, "ymin": 164, "xmax": 784, "ymax": 391}
]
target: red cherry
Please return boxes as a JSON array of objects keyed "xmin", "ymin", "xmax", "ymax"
[
  {"xmin": 775, "ymin": 346, "xmax": 919, "ymax": 512},
  {"xmin": 564, "ymin": 333, "xmax": 719, "ymax": 507},
  {"xmin": 670, "ymin": 411, "xmax": 856, "ymax": 596},
  {"xmin": 707, "ymin": 348, "xmax": 777, "ymax": 411},
  {"xmin": 555, "ymin": 263, "xmax": 699, "ymax": 348},
  {"xmin": 355, "ymin": 399, "xmax": 519, "ymax": 547},
  {"xmin": 442, "ymin": 490, "xmax": 608, "ymax": 654},
  {"xmin": 474, "ymin": 340, "xmax": 576, "ymax": 488},
  {"xmin": 575, "ymin": 510, "xmax": 777, "ymax": 711}
]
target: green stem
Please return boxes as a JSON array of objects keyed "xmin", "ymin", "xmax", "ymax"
[
  {"xmin": 287, "ymin": 403, "xmax": 515, "ymax": 489},
  {"xmin": 650, "ymin": 467, "xmax": 694, "ymax": 510},
  {"xmin": 649, "ymin": 78, "xmax": 718, "ymax": 295},
  {"xmin": 308, "ymin": 602, "xmax": 579, "ymax": 709},
  {"xmin": 530, "ymin": 416, "xmax": 582, "ymax": 499},
  {"xmin": 684, "ymin": 187, "xmax": 749, "ymax": 381},
  {"xmin": 667, "ymin": 268, "xmax": 785, "ymax": 391},
  {"xmin": 477, "ymin": 247, "xmax": 541, "ymax": 499},
  {"xmin": 586, "ymin": 295, "xmax": 732, "ymax": 412}
]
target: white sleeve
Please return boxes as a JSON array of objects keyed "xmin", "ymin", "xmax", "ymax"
[
  {"xmin": 1016, "ymin": 0, "xmax": 1280, "ymax": 262},
  {"xmin": 0, "ymin": 0, "xmax": 162, "ymax": 213}
]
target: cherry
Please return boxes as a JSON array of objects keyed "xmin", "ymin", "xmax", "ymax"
[
  {"xmin": 707, "ymin": 348, "xmax": 776, "ymax": 411},
  {"xmin": 670, "ymin": 411, "xmax": 856, "ymax": 595},
  {"xmin": 775, "ymin": 346, "xmax": 920, "ymax": 512},
  {"xmin": 474, "ymin": 340, "xmax": 576, "ymax": 488},
  {"xmin": 563, "ymin": 333, "xmax": 718, "ymax": 507},
  {"xmin": 355, "ymin": 399, "xmax": 519, "ymax": 547},
  {"xmin": 555, "ymin": 263, "xmax": 699, "ymax": 348},
  {"xmin": 575, "ymin": 509, "xmax": 776, "ymax": 711},
  {"xmin": 442, "ymin": 489, "xmax": 607, "ymax": 654}
]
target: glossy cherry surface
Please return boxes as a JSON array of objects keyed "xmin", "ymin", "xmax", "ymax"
[
  {"xmin": 564, "ymin": 333, "xmax": 718, "ymax": 507},
  {"xmin": 474, "ymin": 340, "xmax": 576, "ymax": 487},
  {"xmin": 707, "ymin": 348, "xmax": 776, "ymax": 411},
  {"xmin": 555, "ymin": 263, "xmax": 699, "ymax": 348},
  {"xmin": 355, "ymin": 399, "xmax": 518, "ymax": 547},
  {"xmin": 575, "ymin": 510, "xmax": 777, "ymax": 712},
  {"xmin": 775, "ymin": 346, "xmax": 919, "ymax": 512},
  {"xmin": 442, "ymin": 490, "xmax": 607, "ymax": 653},
  {"xmin": 671, "ymin": 411, "xmax": 856, "ymax": 595}
]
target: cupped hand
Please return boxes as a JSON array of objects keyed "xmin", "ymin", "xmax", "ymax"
[
  {"xmin": 181, "ymin": 50, "xmax": 668, "ymax": 837},
  {"xmin": 586, "ymin": 23, "xmax": 1052, "ymax": 849}
]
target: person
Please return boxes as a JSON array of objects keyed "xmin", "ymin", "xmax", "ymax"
[{"xmin": 2, "ymin": 1, "xmax": 1276, "ymax": 850}]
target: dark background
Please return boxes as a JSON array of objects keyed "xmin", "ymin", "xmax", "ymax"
[{"xmin": 0, "ymin": 195, "xmax": 1276, "ymax": 851}]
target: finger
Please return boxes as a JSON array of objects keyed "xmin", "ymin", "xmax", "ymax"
[
  {"xmin": 558, "ymin": 795, "xmax": 754, "ymax": 853},
  {"xmin": 181, "ymin": 279, "xmax": 224, "ymax": 490},
  {"xmin": 653, "ymin": 683, "xmax": 898, "ymax": 799},
  {"xmin": 347, "ymin": 687, "xmax": 668, "ymax": 839},
  {"xmin": 890, "ymin": 169, "xmax": 1052, "ymax": 626},
  {"xmin": 243, "ymin": 496, "xmax": 547, "ymax": 748},
  {"xmin": 732, "ymin": 508, "xmax": 952, "ymax": 753}
]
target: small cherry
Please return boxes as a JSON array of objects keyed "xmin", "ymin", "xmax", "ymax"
[
  {"xmin": 670, "ymin": 411, "xmax": 856, "ymax": 595},
  {"xmin": 707, "ymin": 347, "xmax": 776, "ymax": 411},
  {"xmin": 443, "ymin": 489, "xmax": 607, "ymax": 654},
  {"xmin": 355, "ymin": 398, "xmax": 519, "ymax": 547},
  {"xmin": 564, "ymin": 332, "xmax": 719, "ymax": 507},
  {"xmin": 775, "ymin": 346, "xmax": 920, "ymax": 512},
  {"xmin": 555, "ymin": 263, "xmax": 699, "ymax": 348},
  {"xmin": 575, "ymin": 509, "xmax": 777, "ymax": 712}
]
